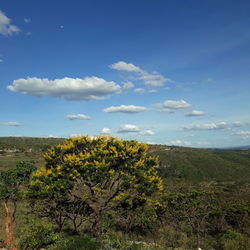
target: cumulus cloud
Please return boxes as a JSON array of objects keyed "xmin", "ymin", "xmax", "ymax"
[
  {"xmin": 140, "ymin": 130, "xmax": 155, "ymax": 136},
  {"xmin": 139, "ymin": 72, "xmax": 170, "ymax": 86},
  {"xmin": 232, "ymin": 121, "xmax": 245, "ymax": 127},
  {"xmin": 117, "ymin": 124, "xmax": 141, "ymax": 133},
  {"xmin": 168, "ymin": 140, "xmax": 191, "ymax": 146},
  {"xmin": 183, "ymin": 134, "xmax": 195, "ymax": 138},
  {"xmin": 66, "ymin": 114, "xmax": 91, "ymax": 120},
  {"xmin": 103, "ymin": 105, "xmax": 147, "ymax": 113},
  {"xmin": 7, "ymin": 77, "xmax": 121, "ymax": 101},
  {"xmin": 134, "ymin": 88, "xmax": 146, "ymax": 94},
  {"xmin": 122, "ymin": 82, "xmax": 134, "ymax": 91},
  {"xmin": 117, "ymin": 124, "xmax": 155, "ymax": 136},
  {"xmin": 111, "ymin": 61, "xmax": 170, "ymax": 86},
  {"xmin": 100, "ymin": 128, "xmax": 111, "ymax": 135},
  {"xmin": 43, "ymin": 134, "xmax": 58, "ymax": 138},
  {"xmin": 148, "ymin": 89, "xmax": 158, "ymax": 93},
  {"xmin": 24, "ymin": 18, "xmax": 31, "ymax": 23},
  {"xmin": 186, "ymin": 110, "xmax": 205, "ymax": 117},
  {"xmin": 233, "ymin": 131, "xmax": 250, "ymax": 135},
  {"xmin": 158, "ymin": 100, "xmax": 191, "ymax": 112},
  {"xmin": 181, "ymin": 121, "xmax": 245, "ymax": 131},
  {"xmin": 163, "ymin": 100, "xmax": 191, "ymax": 110},
  {"xmin": 0, "ymin": 10, "xmax": 20, "ymax": 36},
  {"xmin": 0, "ymin": 122, "xmax": 22, "ymax": 126},
  {"xmin": 110, "ymin": 61, "xmax": 141, "ymax": 72}
]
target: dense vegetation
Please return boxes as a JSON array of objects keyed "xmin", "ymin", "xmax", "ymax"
[{"xmin": 0, "ymin": 137, "xmax": 249, "ymax": 249}]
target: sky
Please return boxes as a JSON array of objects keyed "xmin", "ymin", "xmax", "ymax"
[{"xmin": 0, "ymin": 0, "xmax": 250, "ymax": 148}]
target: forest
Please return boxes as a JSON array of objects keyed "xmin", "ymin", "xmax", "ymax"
[{"xmin": 0, "ymin": 136, "xmax": 249, "ymax": 250}]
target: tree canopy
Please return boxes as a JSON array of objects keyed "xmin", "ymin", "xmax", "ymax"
[{"xmin": 29, "ymin": 136, "xmax": 164, "ymax": 235}]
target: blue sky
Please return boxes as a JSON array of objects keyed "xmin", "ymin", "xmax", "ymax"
[{"xmin": 1, "ymin": 0, "xmax": 250, "ymax": 147}]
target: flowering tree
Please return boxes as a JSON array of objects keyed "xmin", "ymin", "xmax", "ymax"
[{"xmin": 29, "ymin": 136, "xmax": 163, "ymax": 236}]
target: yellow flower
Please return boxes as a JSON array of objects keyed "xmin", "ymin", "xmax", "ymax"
[{"xmin": 108, "ymin": 169, "xmax": 115, "ymax": 174}]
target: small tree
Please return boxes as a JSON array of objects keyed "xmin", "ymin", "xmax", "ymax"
[
  {"xmin": 0, "ymin": 161, "xmax": 36, "ymax": 249},
  {"xmin": 29, "ymin": 136, "xmax": 164, "ymax": 236}
]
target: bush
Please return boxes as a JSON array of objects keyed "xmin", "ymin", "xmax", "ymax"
[
  {"xmin": 48, "ymin": 234, "xmax": 101, "ymax": 250},
  {"xmin": 17, "ymin": 218, "xmax": 58, "ymax": 250},
  {"xmin": 219, "ymin": 229, "xmax": 245, "ymax": 250}
]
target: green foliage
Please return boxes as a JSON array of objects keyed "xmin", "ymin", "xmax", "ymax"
[
  {"xmin": 1, "ymin": 138, "xmax": 250, "ymax": 249},
  {"xmin": 219, "ymin": 229, "xmax": 246, "ymax": 250},
  {"xmin": 17, "ymin": 218, "xmax": 59, "ymax": 250},
  {"xmin": 0, "ymin": 161, "xmax": 36, "ymax": 201},
  {"xmin": 224, "ymin": 201, "xmax": 250, "ymax": 228},
  {"xmin": 48, "ymin": 234, "xmax": 101, "ymax": 250},
  {"xmin": 151, "ymin": 146, "xmax": 250, "ymax": 182},
  {"xmin": 0, "ymin": 136, "xmax": 64, "ymax": 152},
  {"xmin": 28, "ymin": 136, "xmax": 163, "ymax": 236}
]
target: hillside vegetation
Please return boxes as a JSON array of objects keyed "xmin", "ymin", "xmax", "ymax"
[
  {"xmin": 0, "ymin": 137, "xmax": 249, "ymax": 249},
  {"xmin": 1, "ymin": 137, "xmax": 250, "ymax": 182}
]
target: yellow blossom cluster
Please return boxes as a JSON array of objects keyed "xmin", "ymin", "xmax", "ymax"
[{"xmin": 30, "ymin": 135, "xmax": 164, "ymax": 201}]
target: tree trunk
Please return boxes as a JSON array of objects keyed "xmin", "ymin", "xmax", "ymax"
[
  {"xmin": 4, "ymin": 202, "xmax": 17, "ymax": 250},
  {"xmin": 91, "ymin": 212, "xmax": 103, "ymax": 238}
]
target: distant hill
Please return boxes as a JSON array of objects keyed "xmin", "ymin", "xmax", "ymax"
[
  {"xmin": 223, "ymin": 145, "xmax": 250, "ymax": 150},
  {"xmin": 0, "ymin": 136, "xmax": 65, "ymax": 152},
  {"xmin": 149, "ymin": 145, "xmax": 250, "ymax": 183}
]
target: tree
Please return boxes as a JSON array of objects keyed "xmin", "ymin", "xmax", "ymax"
[
  {"xmin": 0, "ymin": 161, "xmax": 36, "ymax": 249},
  {"xmin": 28, "ymin": 136, "xmax": 164, "ymax": 236},
  {"xmin": 163, "ymin": 190, "xmax": 217, "ymax": 248}
]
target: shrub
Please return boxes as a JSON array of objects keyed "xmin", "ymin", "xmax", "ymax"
[{"xmin": 17, "ymin": 218, "xmax": 58, "ymax": 250}]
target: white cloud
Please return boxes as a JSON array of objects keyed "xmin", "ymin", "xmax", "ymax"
[
  {"xmin": 206, "ymin": 78, "xmax": 215, "ymax": 83},
  {"xmin": 100, "ymin": 127, "xmax": 111, "ymax": 135},
  {"xmin": 117, "ymin": 124, "xmax": 140, "ymax": 133},
  {"xmin": 66, "ymin": 114, "xmax": 91, "ymax": 120},
  {"xmin": 233, "ymin": 131, "xmax": 250, "ymax": 135},
  {"xmin": 183, "ymin": 134, "xmax": 195, "ymax": 138},
  {"xmin": 110, "ymin": 61, "xmax": 141, "ymax": 72},
  {"xmin": 140, "ymin": 130, "xmax": 155, "ymax": 136},
  {"xmin": 148, "ymin": 89, "xmax": 158, "ymax": 93},
  {"xmin": 44, "ymin": 134, "xmax": 58, "ymax": 138},
  {"xmin": 111, "ymin": 61, "xmax": 170, "ymax": 86},
  {"xmin": 243, "ymin": 136, "xmax": 250, "ymax": 140},
  {"xmin": 168, "ymin": 140, "xmax": 191, "ymax": 146},
  {"xmin": 181, "ymin": 121, "xmax": 242, "ymax": 131},
  {"xmin": 0, "ymin": 58, "xmax": 3, "ymax": 63},
  {"xmin": 24, "ymin": 18, "xmax": 31, "ymax": 23},
  {"xmin": 186, "ymin": 110, "xmax": 205, "ymax": 117},
  {"xmin": 0, "ymin": 10, "xmax": 20, "ymax": 36},
  {"xmin": 232, "ymin": 121, "xmax": 245, "ymax": 127},
  {"xmin": 0, "ymin": 122, "xmax": 22, "ymax": 126},
  {"xmin": 103, "ymin": 105, "xmax": 147, "ymax": 113},
  {"xmin": 139, "ymin": 72, "xmax": 170, "ymax": 86},
  {"xmin": 162, "ymin": 100, "xmax": 191, "ymax": 110},
  {"xmin": 159, "ymin": 100, "xmax": 192, "ymax": 112},
  {"xmin": 122, "ymin": 82, "xmax": 134, "ymax": 91},
  {"xmin": 7, "ymin": 77, "xmax": 121, "ymax": 101},
  {"xmin": 134, "ymin": 88, "xmax": 146, "ymax": 94},
  {"xmin": 117, "ymin": 124, "xmax": 155, "ymax": 136}
]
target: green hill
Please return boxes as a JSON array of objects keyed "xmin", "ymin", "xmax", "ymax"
[{"xmin": 149, "ymin": 145, "xmax": 250, "ymax": 182}]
